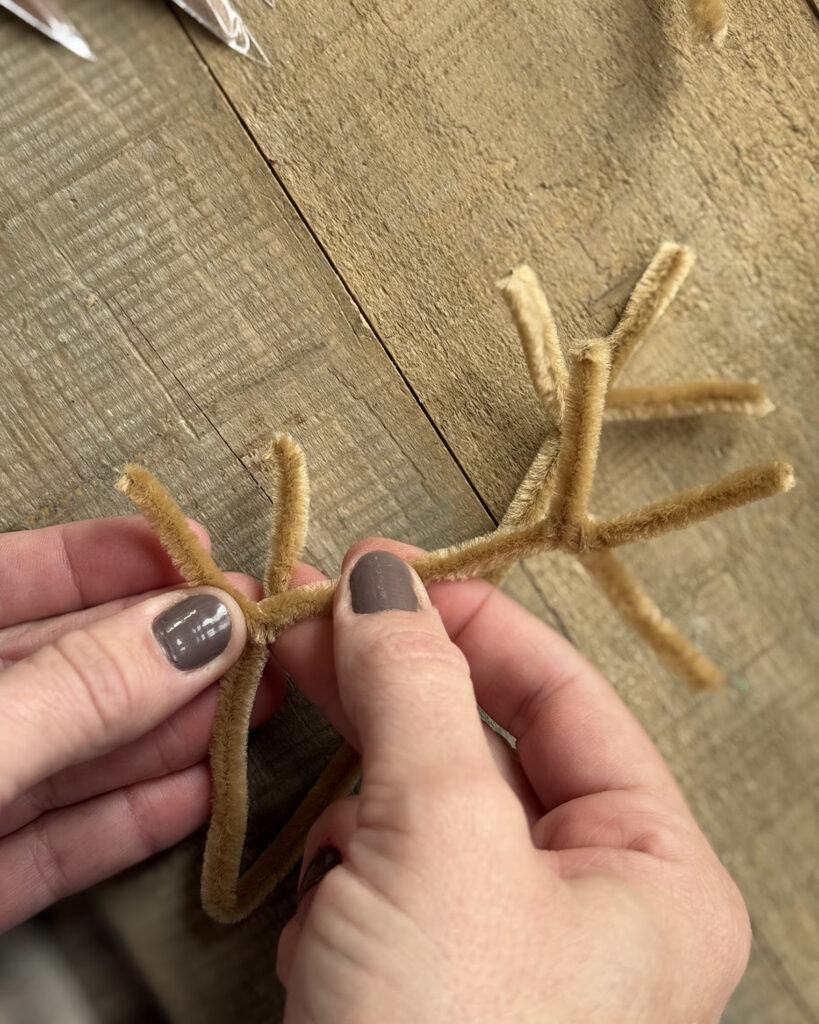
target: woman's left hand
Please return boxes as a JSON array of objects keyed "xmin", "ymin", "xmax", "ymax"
[{"xmin": 0, "ymin": 515, "xmax": 269, "ymax": 933}]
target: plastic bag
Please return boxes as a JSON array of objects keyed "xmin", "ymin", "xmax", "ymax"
[
  {"xmin": 0, "ymin": 0, "xmax": 94, "ymax": 59},
  {"xmin": 0, "ymin": 0, "xmax": 267, "ymax": 63},
  {"xmin": 171, "ymin": 0, "xmax": 269, "ymax": 64}
]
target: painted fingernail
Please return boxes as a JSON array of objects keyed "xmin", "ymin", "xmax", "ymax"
[
  {"xmin": 152, "ymin": 594, "xmax": 232, "ymax": 670},
  {"xmin": 349, "ymin": 551, "xmax": 419, "ymax": 614},
  {"xmin": 297, "ymin": 845, "xmax": 342, "ymax": 902}
]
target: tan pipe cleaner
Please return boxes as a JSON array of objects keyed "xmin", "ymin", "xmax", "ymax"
[
  {"xmin": 116, "ymin": 242, "xmax": 793, "ymax": 923},
  {"xmin": 687, "ymin": 0, "xmax": 728, "ymax": 46}
]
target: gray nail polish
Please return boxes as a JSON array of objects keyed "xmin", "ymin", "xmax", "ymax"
[
  {"xmin": 152, "ymin": 594, "xmax": 232, "ymax": 670},
  {"xmin": 349, "ymin": 551, "xmax": 420, "ymax": 614},
  {"xmin": 297, "ymin": 845, "xmax": 342, "ymax": 902}
]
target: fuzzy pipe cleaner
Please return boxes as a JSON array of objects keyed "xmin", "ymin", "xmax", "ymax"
[
  {"xmin": 687, "ymin": 0, "xmax": 729, "ymax": 46},
  {"xmin": 116, "ymin": 243, "xmax": 793, "ymax": 922}
]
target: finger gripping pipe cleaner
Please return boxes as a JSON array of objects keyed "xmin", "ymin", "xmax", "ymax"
[{"xmin": 116, "ymin": 242, "xmax": 793, "ymax": 923}]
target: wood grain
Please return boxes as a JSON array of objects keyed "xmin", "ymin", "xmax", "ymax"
[
  {"xmin": 0, "ymin": 1, "xmax": 546, "ymax": 1018},
  {"xmin": 0, "ymin": 0, "xmax": 815, "ymax": 1019},
  {"xmin": 174, "ymin": 1, "xmax": 818, "ymax": 1018}
]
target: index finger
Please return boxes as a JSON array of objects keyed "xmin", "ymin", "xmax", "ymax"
[{"xmin": 0, "ymin": 515, "xmax": 210, "ymax": 628}]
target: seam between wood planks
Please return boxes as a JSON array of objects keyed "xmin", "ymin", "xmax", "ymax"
[{"xmin": 169, "ymin": 7, "xmax": 498, "ymax": 530}]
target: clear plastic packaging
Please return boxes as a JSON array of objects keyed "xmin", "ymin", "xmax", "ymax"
[
  {"xmin": 0, "ymin": 0, "xmax": 94, "ymax": 59},
  {"xmin": 171, "ymin": 0, "xmax": 269, "ymax": 64},
  {"xmin": 1, "ymin": 0, "xmax": 268, "ymax": 63}
]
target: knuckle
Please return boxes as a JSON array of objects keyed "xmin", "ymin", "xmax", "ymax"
[
  {"xmin": 121, "ymin": 784, "xmax": 162, "ymax": 860},
  {"xmin": 29, "ymin": 816, "xmax": 70, "ymax": 904},
  {"xmin": 150, "ymin": 712, "xmax": 188, "ymax": 778},
  {"xmin": 423, "ymin": 772, "xmax": 509, "ymax": 829},
  {"xmin": 49, "ymin": 628, "xmax": 141, "ymax": 734},
  {"xmin": 28, "ymin": 773, "xmax": 62, "ymax": 819},
  {"xmin": 356, "ymin": 627, "xmax": 468, "ymax": 680},
  {"xmin": 674, "ymin": 845, "xmax": 752, "ymax": 988},
  {"xmin": 362, "ymin": 767, "xmax": 508, "ymax": 841},
  {"xmin": 622, "ymin": 795, "xmax": 693, "ymax": 859},
  {"xmin": 709, "ymin": 867, "xmax": 752, "ymax": 981}
]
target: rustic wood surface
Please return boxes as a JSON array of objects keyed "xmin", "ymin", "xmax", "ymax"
[{"xmin": 0, "ymin": 0, "xmax": 816, "ymax": 1020}]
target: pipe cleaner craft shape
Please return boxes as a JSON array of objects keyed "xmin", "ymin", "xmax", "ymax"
[{"xmin": 116, "ymin": 242, "xmax": 793, "ymax": 923}]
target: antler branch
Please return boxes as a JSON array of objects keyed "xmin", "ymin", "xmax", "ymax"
[
  {"xmin": 263, "ymin": 434, "xmax": 310, "ymax": 597},
  {"xmin": 608, "ymin": 243, "xmax": 694, "ymax": 384},
  {"xmin": 115, "ymin": 465, "xmax": 255, "ymax": 617},
  {"xmin": 591, "ymin": 461, "xmax": 794, "ymax": 549},
  {"xmin": 580, "ymin": 549, "xmax": 725, "ymax": 689},
  {"xmin": 498, "ymin": 264, "xmax": 567, "ymax": 424},
  {"xmin": 549, "ymin": 340, "xmax": 611, "ymax": 542},
  {"xmin": 605, "ymin": 380, "xmax": 773, "ymax": 421}
]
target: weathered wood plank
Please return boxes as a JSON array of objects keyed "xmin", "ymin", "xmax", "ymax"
[
  {"xmin": 725, "ymin": 939, "xmax": 816, "ymax": 1024},
  {"xmin": 176, "ymin": 1, "xmax": 818, "ymax": 1017},
  {"xmin": 0, "ymin": 2, "xmax": 571, "ymax": 1019}
]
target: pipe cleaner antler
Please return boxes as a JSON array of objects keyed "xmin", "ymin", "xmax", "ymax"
[
  {"xmin": 116, "ymin": 242, "xmax": 792, "ymax": 923},
  {"xmin": 491, "ymin": 242, "xmax": 776, "ymax": 689}
]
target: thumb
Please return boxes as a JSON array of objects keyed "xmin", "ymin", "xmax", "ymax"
[
  {"xmin": 334, "ymin": 546, "xmax": 494, "ymax": 787},
  {"xmin": 0, "ymin": 588, "xmax": 247, "ymax": 808}
]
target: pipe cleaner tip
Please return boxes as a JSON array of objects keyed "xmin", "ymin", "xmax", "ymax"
[
  {"xmin": 698, "ymin": 666, "xmax": 728, "ymax": 691},
  {"xmin": 115, "ymin": 462, "xmax": 152, "ymax": 490},
  {"xmin": 496, "ymin": 263, "xmax": 534, "ymax": 291},
  {"xmin": 712, "ymin": 24, "xmax": 728, "ymax": 47},
  {"xmin": 114, "ymin": 470, "xmax": 134, "ymax": 495},
  {"xmin": 660, "ymin": 241, "xmax": 696, "ymax": 268},
  {"xmin": 259, "ymin": 433, "xmax": 296, "ymax": 463},
  {"xmin": 776, "ymin": 463, "xmax": 796, "ymax": 492},
  {"xmin": 271, "ymin": 431, "xmax": 297, "ymax": 446},
  {"xmin": 687, "ymin": 0, "xmax": 728, "ymax": 46}
]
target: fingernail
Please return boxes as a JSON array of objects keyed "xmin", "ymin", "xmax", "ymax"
[
  {"xmin": 152, "ymin": 594, "xmax": 232, "ymax": 670},
  {"xmin": 297, "ymin": 845, "xmax": 341, "ymax": 902},
  {"xmin": 349, "ymin": 550, "xmax": 420, "ymax": 614}
]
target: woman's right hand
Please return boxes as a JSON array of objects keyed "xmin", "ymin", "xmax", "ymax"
[{"xmin": 276, "ymin": 540, "xmax": 750, "ymax": 1024}]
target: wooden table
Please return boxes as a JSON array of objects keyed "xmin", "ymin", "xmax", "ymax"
[{"xmin": 0, "ymin": 1, "xmax": 816, "ymax": 1020}]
